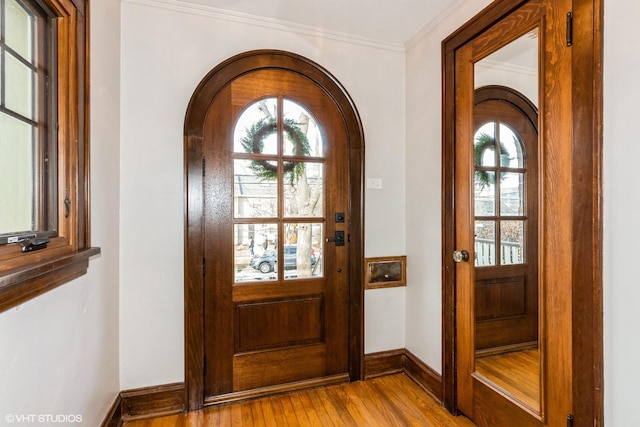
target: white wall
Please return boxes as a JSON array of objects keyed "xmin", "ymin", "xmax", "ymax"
[
  {"xmin": 603, "ymin": 1, "xmax": 640, "ymax": 425},
  {"xmin": 404, "ymin": 0, "xmax": 492, "ymax": 373},
  {"xmin": 119, "ymin": 0, "xmax": 407, "ymax": 388},
  {"xmin": 0, "ymin": 0, "xmax": 121, "ymax": 424}
]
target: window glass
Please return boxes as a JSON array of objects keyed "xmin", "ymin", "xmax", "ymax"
[
  {"xmin": 501, "ymin": 220, "xmax": 525, "ymax": 264},
  {"xmin": 283, "ymin": 223, "xmax": 323, "ymax": 280},
  {"xmin": 284, "ymin": 161, "xmax": 323, "ymax": 218},
  {"xmin": 283, "ymin": 99, "xmax": 323, "ymax": 157},
  {"xmin": 500, "ymin": 172, "xmax": 524, "ymax": 216},
  {"xmin": 499, "ymin": 124, "xmax": 524, "ymax": 168},
  {"xmin": 475, "ymin": 170, "xmax": 496, "ymax": 216},
  {"xmin": 233, "ymin": 98, "xmax": 325, "ymax": 283},
  {"xmin": 234, "ymin": 223, "xmax": 278, "ymax": 282},
  {"xmin": 6, "ymin": 0, "xmax": 32, "ymax": 61},
  {"xmin": 234, "ymin": 98, "xmax": 278, "ymax": 155},
  {"xmin": 0, "ymin": 0, "xmax": 53, "ymax": 242},
  {"xmin": 475, "ymin": 220, "xmax": 496, "ymax": 266},
  {"xmin": 234, "ymin": 159, "xmax": 278, "ymax": 218},
  {"xmin": 5, "ymin": 52, "xmax": 34, "ymax": 118},
  {"xmin": 475, "ymin": 123, "xmax": 496, "ymax": 167},
  {"xmin": 474, "ymin": 121, "xmax": 526, "ymax": 266},
  {"xmin": 0, "ymin": 114, "xmax": 33, "ymax": 233}
]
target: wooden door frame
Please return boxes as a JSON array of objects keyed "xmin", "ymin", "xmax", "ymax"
[
  {"xmin": 441, "ymin": 0, "xmax": 603, "ymax": 424},
  {"xmin": 183, "ymin": 50, "xmax": 365, "ymax": 411}
]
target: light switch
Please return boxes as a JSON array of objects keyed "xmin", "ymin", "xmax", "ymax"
[{"xmin": 367, "ymin": 178, "xmax": 383, "ymax": 189}]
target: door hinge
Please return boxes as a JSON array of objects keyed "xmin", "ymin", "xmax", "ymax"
[
  {"xmin": 566, "ymin": 12, "xmax": 573, "ymax": 46},
  {"xmin": 203, "ymin": 257, "xmax": 206, "ymax": 276},
  {"xmin": 202, "ymin": 157, "xmax": 206, "ymax": 177},
  {"xmin": 567, "ymin": 414, "xmax": 574, "ymax": 427},
  {"xmin": 203, "ymin": 356, "xmax": 207, "ymax": 376}
]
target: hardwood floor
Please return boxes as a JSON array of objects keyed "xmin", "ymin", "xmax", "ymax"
[
  {"xmin": 123, "ymin": 374, "xmax": 475, "ymax": 426},
  {"xmin": 475, "ymin": 348, "xmax": 540, "ymax": 410}
]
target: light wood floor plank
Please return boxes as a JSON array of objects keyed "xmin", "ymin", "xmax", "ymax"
[
  {"xmin": 475, "ymin": 348, "xmax": 539, "ymax": 410},
  {"xmin": 123, "ymin": 374, "xmax": 475, "ymax": 427},
  {"xmin": 306, "ymin": 388, "xmax": 344, "ymax": 427}
]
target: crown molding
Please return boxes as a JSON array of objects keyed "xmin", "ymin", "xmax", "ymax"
[
  {"xmin": 475, "ymin": 59, "xmax": 537, "ymax": 78},
  {"xmin": 405, "ymin": 0, "xmax": 466, "ymax": 50},
  {"xmin": 123, "ymin": 0, "xmax": 406, "ymax": 53}
]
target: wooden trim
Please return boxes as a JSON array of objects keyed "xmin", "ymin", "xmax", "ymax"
[
  {"xmin": 364, "ymin": 349, "xmax": 406, "ymax": 378},
  {"xmin": 184, "ymin": 50, "xmax": 365, "ymax": 410},
  {"xmin": 364, "ymin": 256, "xmax": 406, "ymax": 289},
  {"xmin": 570, "ymin": 0, "xmax": 604, "ymax": 424},
  {"xmin": 100, "ymin": 394, "xmax": 122, "ymax": 427},
  {"xmin": 0, "ymin": 247, "xmax": 100, "ymax": 313},
  {"xmin": 404, "ymin": 350, "xmax": 443, "ymax": 402},
  {"xmin": 120, "ymin": 383, "xmax": 185, "ymax": 422},
  {"xmin": 364, "ymin": 349, "xmax": 443, "ymax": 403},
  {"xmin": 204, "ymin": 374, "xmax": 349, "ymax": 406}
]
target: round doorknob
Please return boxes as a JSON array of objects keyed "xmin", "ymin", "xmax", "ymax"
[{"xmin": 453, "ymin": 250, "xmax": 470, "ymax": 263}]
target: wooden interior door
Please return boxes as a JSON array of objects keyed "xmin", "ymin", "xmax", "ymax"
[
  {"xmin": 200, "ymin": 67, "xmax": 351, "ymax": 402},
  {"xmin": 448, "ymin": 0, "xmax": 575, "ymax": 425},
  {"xmin": 443, "ymin": 0, "xmax": 603, "ymax": 424}
]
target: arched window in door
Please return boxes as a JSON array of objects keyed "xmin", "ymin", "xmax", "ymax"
[
  {"xmin": 473, "ymin": 86, "xmax": 538, "ymax": 268},
  {"xmin": 232, "ymin": 97, "xmax": 325, "ymax": 282}
]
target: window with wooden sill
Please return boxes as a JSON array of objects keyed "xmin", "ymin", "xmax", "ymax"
[{"xmin": 0, "ymin": 0, "xmax": 99, "ymax": 313}]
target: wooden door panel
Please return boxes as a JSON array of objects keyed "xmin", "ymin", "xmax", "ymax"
[
  {"xmin": 235, "ymin": 296, "xmax": 324, "ymax": 352},
  {"xmin": 476, "ymin": 276, "xmax": 527, "ymax": 320},
  {"xmin": 233, "ymin": 345, "xmax": 327, "ymax": 391}
]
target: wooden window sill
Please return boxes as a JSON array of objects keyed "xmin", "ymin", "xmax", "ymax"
[{"xmin": 0, "ymin": 247, "xmax": 101, "ymax": 313}]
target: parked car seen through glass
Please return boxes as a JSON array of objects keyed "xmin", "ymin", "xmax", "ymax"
[{"xmin": 250, "ymin": 245, "xmax": 317, "ymax": 273}]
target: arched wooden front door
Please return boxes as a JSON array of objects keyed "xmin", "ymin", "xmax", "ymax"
[{"xmin": 184, "ymin": 50, "xmax": 365, "ymax": 410}]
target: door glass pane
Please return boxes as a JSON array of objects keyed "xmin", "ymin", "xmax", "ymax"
[
  {"xmin": 501, "ymin": 220, "xmax": 525, "ymax": 264},
  {"xmin": 0, "ymin": 113, "xmax": 33, "ymax": 233},
  {"xmin": 475, "ymin": 171, "xmax": 496, "ymax": 216},
  {"xmin": 475, "ymin": 124, "xmax": 496, "ymax": 167},
  {"xmin": 6, "ymin": 0, "xmax": 33, "ymax": 61},
  {"xmin": 283, "ymin": 223, "xmax": 323, "ymax": 280},
  {"xmin": 234, "ymin": 159, "xmax": 278, "ymax": 218},
  {"xmin": 235, "ymin": 223, "xmax": 278, "ymax": 282},
  {"xmin": 283, "ymin": 99, "xmax": 323, "ymax": 157},
  {"xmin": 500, "ymin": 124, "xmax": 524, "ymax": 168},
  {"xmin": 500, "ymin": 172, "xmax": 524, "ymax": 216},
  {"xmin": 234, "ymin": 98, "xmax": 278, "ymax": 155},
  {"xmin": 285, "ymin": 162, "xmax": 323, "ymax": 218},
  {"xmin": 475, "ymin": 220, "xmax": 496, "ymax": 266}
]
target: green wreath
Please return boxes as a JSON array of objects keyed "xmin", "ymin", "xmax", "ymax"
[
  {"xmin": 474, "ymin": 132, "xmax": 511, "ymax": 189},
  {"xmin": 241, "ymin": 117, "xmax": 310, "ymax": 183}
]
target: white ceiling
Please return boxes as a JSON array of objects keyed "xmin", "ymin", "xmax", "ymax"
[{"xmin": 177, "ymin": 0, "xmax": 461, "ymax": 45}]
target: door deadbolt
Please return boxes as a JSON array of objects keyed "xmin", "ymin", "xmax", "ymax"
[{"xmin": 453, "ymin": 250, "xmax": 470, "ymax": 263}]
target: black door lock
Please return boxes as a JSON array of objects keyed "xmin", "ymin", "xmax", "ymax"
[{"xmin": 326, "ymin": 231, "xmax": 345, "ymax": 246}]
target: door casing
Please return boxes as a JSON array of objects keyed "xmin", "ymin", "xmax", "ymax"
[
  {"xmin": 183, "ymin": 50, "xmax": 365, "ymax": 410},
  {"xmin": 442, "ymin": 0, "xmax": 603, "ymax": 424}
]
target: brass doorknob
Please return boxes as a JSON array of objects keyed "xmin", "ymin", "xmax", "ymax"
[{"xmin": 453, "ymin": 250, "xmax": 470, "ymax": 263}]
